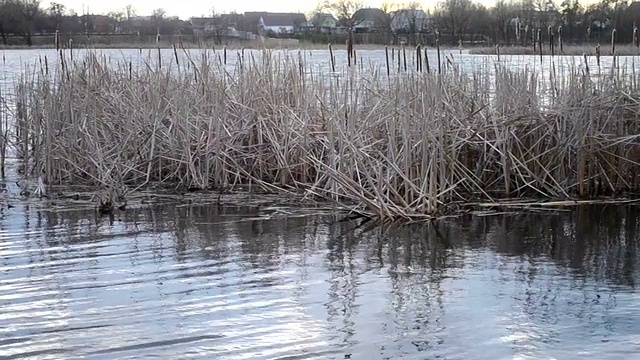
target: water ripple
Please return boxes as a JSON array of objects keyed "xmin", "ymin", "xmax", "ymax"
[{"xmin": 0, "ymin": 204, "xmax": 640, "ymax": 359}]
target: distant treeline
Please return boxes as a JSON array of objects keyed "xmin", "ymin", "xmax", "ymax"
[{"xmin": 2, "ymin": 0, "xmax": 640, "ymax": 47}]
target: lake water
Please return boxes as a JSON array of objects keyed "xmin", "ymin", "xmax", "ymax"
[
  {"xmin": 1, "ymin": 49, "xmax": 640, "ymax": 359},
  {"xmin": 0, "ymin": 46, "xmax": 632, "ymax": 82},
  {"xmin": 1, "ymin": 47, "xmax": 634, "ymax": 115},
  {"xmin": 1, "ymin": 188, "xmax": 640, "ymax": 359}
]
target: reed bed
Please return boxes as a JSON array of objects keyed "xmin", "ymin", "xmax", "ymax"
[{"xmin": 12, "ymin": 48, "xmax": 640, "ymax": 221}]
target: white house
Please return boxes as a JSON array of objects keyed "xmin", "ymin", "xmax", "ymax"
[{"xmin": 258, "ymin": 13, "xmax": 308, "ymax": 34}]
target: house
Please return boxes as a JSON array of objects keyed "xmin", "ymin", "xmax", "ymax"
[
  {"xmin": 390, "ymin": 9, "xmax": 430, "ymax": 34},
  {"xmin": 190, "ymin": 16, "xmax": 258, "ymax": 39},
  {"xmin": 352, "ymin": 8, "xmax": 387, "ymax": 33},
  {"xmin": 191, "ymin": 17, "xmax": 229, "ymax": 37},
  {"xmin": 257, "ymin": 12, "xmax": 308, "ymax": 34},
  {"xmin": 242, "ymin": 12, "xmax": 267, "ymax": 34},
  {"xmin": 125, "ymin": 16, "xmax": 156, "ymax": 35},
  {"xmin": 92, "ymin": 15, "xmax": 114, "ymax": 33},
  {"xmin": 80, "ymin": 14, "xmax": 114, "ymax": 34},
  {"xmin": 311, "ymin": 13, "xmax": 338, "ymax": 33}
]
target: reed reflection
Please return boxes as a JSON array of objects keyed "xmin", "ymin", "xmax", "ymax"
[{"xmin": 0, "ymin": 203, "xmax": 637, "ymax": 358}]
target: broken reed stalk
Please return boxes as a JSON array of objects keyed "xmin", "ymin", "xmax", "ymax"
[
  {"xmin": 611, "ymin": 29, "xmax": 617, "ymax": 56},
  {"xmin": 548, "ymin": 26, "xmax": 555, "ymax": 57},
  {"xmin": 436, "ymin": 35, "xmax": 441, "ymax": 75},
  {"xmin": 424, "ymin": 45, "xmax": 430, "ymax": 74},
  {"xmin": 13, "ymin": 49, "xmax": 640, "ymax": 222},
  {"xmin": 223, "ymin": 46, "xmax": 227, "ymax": 65},
  {"xmin": 328, "ymin": 43, "xmax": 335, "ymax": 72},
  {"xmin": 402, "ymin": 44, "xmax": 407, "ymax": 72},
  {"xmin": 537, "ymin": 29, "xmax": 543, "ymax": 63},
  {"xmin": 558, "ymin": 26, "xmax": 563, "ymax": 53},
  {"xmin": 156, "ymin": 34, "xmax": 161, "ymax": 69},
  {"xmin": 385, "ymin": 45, "xmax": 390, "ymax": 77}
]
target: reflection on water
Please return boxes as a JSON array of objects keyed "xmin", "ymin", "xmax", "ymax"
[{"xmin": 1, "ymin": 203, "xmax": 640, "ymax": 359}]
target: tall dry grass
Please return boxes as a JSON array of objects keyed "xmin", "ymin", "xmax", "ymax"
[{"xmin": 12, "ymin": 48, "xmax": 640, "ymax": 220}]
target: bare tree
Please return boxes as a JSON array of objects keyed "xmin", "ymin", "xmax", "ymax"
[
  {"xmin": 0, "ymin": 0, "xmax": 24, "ymax": 45},
  {"xmin": 493, "ymin": 0, "xmax": 512, "ymax": 44},
  {"xmin": 151, "ymin": 8, "xmax": 165, "ymax": 34},
  {"xmin": 108, "ymin": 10, "xmax": 125, "ymax": 23},
  {"xmin": 108, "ymin": 10, "xmax": 125, "ymax": 33},
  {"xmin": 48, "ymin": 2, "xmax": 64, "ymax": 31},
  {"xmin": 124, "ymin": 4, "xmax": 136, "ymax": 20},
  {"xmin": 325, "ymin": 0, "xmax": 363, "ymax": 25},
  {"xmin": 379, "ymin": 1, "xmax": 397, "ymax": 42},
  {"xmin": 324, "ymin": 0, "xmax": 363, "ymax": 57},
  {"xmin": 18, "ymin": 0, "xmax": 40, "ymax": 46},
  {"xmin": 208, "ymin": 8, "xmax": 230, "ymax": 45},
  {"xmin": 436, "ymin": 0, "xmax": 473, "ymax": 43},
  {"xmin": 402, "ymin": 2, "xmax": 427, "ymax": 44},
  {"xmin": 468, "ymin": 3, "xmax": 491, "ymax": 43},
  {"xmin": 309, "ymin": 1, "xmax": 329, "ymax": 32}
]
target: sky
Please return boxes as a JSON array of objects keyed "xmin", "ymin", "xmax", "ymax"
[{"xmin": 43, "ymin": 0, "xmax": 444, "ymax": 19}]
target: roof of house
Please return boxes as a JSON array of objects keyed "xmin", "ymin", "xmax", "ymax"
[
  {"xmin": 190, "ymin": 17, "xmax": 214, "ymax": 27},
  {"xmin": 259, "ymin": 12, "xmax": 307, "ymax": 27},
  {"xmin": 311, "ymin": 13, "xmax": 337, "ymax": 25},
  {"xmin": 90, "ymin": 15, "xmax": 112, "ymax": 26},
  {"xmin": 390, "ymin": 9, "xmax": 428, "ymax": 19},
  {"xmin": 190, "ymin": 14, "xmax": 244, "ymax": 27},
  {"xmin": 353, "ymin": 8, "xmax": 387, "ymax": 24}
]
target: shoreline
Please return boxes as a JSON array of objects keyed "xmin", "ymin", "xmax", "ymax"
[
  {"xmin": 469, "ymin": 44, "xmax": 640, "ymax": 56},
  {"xmin": 0, "ymin": 42, "xmax": 469, "ymax": 51}
]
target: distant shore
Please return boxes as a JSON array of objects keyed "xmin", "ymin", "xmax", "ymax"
[
  {"xmin": 0, "ymin": 42, "xmax": 391, "ymax": 51},
  {"xmin": 0, "ymin": 41, "xmax": 466, "ymax": 52},
  {"xmin": 469, "ymin": 44, "xmax": 640, "ymax": 56}
]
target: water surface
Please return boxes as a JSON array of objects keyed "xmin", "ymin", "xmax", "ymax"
[{"xmin": 1, "ymin": 202, "xmax": 640, "ymax": 359}]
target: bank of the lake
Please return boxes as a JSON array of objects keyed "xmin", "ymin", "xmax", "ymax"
[{"xmin": 469, "ymin": 44, "xmax": 640, "ymax": 56}]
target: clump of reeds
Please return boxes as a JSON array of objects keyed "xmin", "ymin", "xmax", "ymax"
[{"xmin": 13, "ymin": 48, "xmax": 640, "ymax": 221}]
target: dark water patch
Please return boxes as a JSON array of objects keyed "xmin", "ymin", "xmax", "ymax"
[
  {"xmin": 0, "ymin": 348, "xmax": 70, "ymax": 360},
  {"xmin": 86, "ymin": 334, "xmax": 224, "ymax": 356},
  {"xmin": 1, "ymin": 203, "xmax": 640, "ymax": 358}
]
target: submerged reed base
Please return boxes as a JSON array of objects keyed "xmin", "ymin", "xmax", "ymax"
[{"xmin": 12, "ymin": 48, "xmax": 640, "ymax": 221}]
